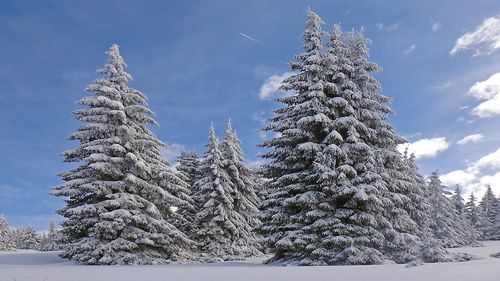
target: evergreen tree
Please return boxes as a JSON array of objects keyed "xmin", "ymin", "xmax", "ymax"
[
  {"xmin": 427, "ymin": 172, "xmax": 470, "ymax": 247},
  {"xmin": 14, "ymin": 225, "xmax": 41, "ymax": 250},
  {"xmin": 175, "ymin": 151, "xmax": 201, "ymax": 233},
  {"xmin": 221, "ymin": 120, "xmax": 261, "ymax": 227},
  {"xmin": 193, "ymin": 125, "xmax": 260, "ymax": 261},
  {"xmin": 465, "ymin": 192, "xmax": 483, "ymax": 241},
  {"xmin": 177, "ymin": 151, "xmax": 200, "ymax": 189},
  {"xmin": 347, "ymin": 29, "xmax": 425, "ymax": 264},
  {"xmin": 0, "ymin": 215, "xmax": 16, "ymax": 251},
  {"xmin": 451, "ymin": 185, "xmax": 466, "ymax": 219},
  {"xmin": 52, "ymin": 44, "xmax": 194, "ymax": 265},
  {"xmin": 40, "ymin": 219, "xmax": 64, "ymax": 251},
  {"xmin": 478, "ymin": 186, "xmax": 498, "ymax": 240},
  {"xmin": 257, "ymin": 9, "xmax": 335, "ymax": 265}
]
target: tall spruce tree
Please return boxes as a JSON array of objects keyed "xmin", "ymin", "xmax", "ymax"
[
  {"xmin": 346, "ymin": 29, "xmax": 426, "ymax": 264},
  {"xmin": 0, "ymin": 215, "xmax": 15, "ymax": 251},
  {"xmin": 451, "ymin": 185, "xmax": 466, "ymax": 219},
  {"xmin": 52, "ymin": 45, "xmax": 194, "ymax": 265},
  {"xmin": 193, "ymin": 125, "xmax": 261, "ymax": 260},
  {"xmin": 428, "ymin": 172, "xmax": 471, "ymax": 247},
  {"xmin": 221, "ymin": 120, "xmax": 261, "ymax": 226},
  {"xmin": 478, "ymin": 186, "xmax": 498, "ymax": 240},
  {"xmin": 257, "ymin": 9, "xmax": 335, "ymax": 265},
  {"xmin": 465, "ymin": 192, "xmax": 483, "ymax": 241}
]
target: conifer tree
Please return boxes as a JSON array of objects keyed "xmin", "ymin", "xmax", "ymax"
[
  {"xmin": 40, "ymin": 219, "xmax": 64, "ymax": 251},
  {"xmin": 0, "ymin": 215, "xmax": 16, "ymax": 251},
  {"xmin": 177, "ymin": 151, "xmax": 200, "ymax": 189},
  {"xmin": 257, "ymin": 9, "xmax": 336, "ymax": 265},
  {"xmin": 451, "ymin": 185, "xmax": 466, "ymax": 219},
  {"xmin": 193, "ymin": 125, "xmax": 261, "ymax": 261},
  {"xmin": 221, "ymin": 120, "xmax": 261, "ymax": 226},
  {"xmin": 478, "ymin": 186, "xmax": 498, "ymax": 240},
  {"xmin": 346, "ymin": 29, "xmax": 426, "ymax": 264},
  {"xmin": 52, "ymin": 44, "xmax": 194, "ymax": 265},
  {"xmin": 465, "ymin": 192, "xmax": 483, "ymax": 241},
  {"xmin": 14, "ymin": 225, "xmax": 41, "ymax": 250},
  {"xmin": 428, "ymin": 172, "xmax": 471, "ymax": 247},
  {"xmin": 174, "ymin": 151, "xmax": 201, "ymax": 233}
]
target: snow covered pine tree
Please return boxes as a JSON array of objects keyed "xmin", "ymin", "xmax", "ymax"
[
  {"xmin": 14, "ymin": 225, "xmax": 41, "ymax": 250},
  {"xmin": 258, "ymin": 9, "xmax": 450, "ymax": 266},
  {"xmin": 220, "ymin": 120, "xmax": 262, "ymax": 252},
  {"xmin": 52, "ymin": 45, "xmax": 194, "ymax": 265},
  {"xmin": 0, "ymin": 215, "xmax": 16, "ymax": 251},
  {"xmin": 427, "ymin": 171, "xmax": 472, "ymax": 247},
  {"xmin": 193, "ymin": 124, "xmax": 261, "ymax": 261},
  {"xmin": 40, "ymin": 219, "xmax": 64, "ymax": 251},
  {"xmin": 478, "ymin": 186, "xmax": 499, "ymax": 240}
]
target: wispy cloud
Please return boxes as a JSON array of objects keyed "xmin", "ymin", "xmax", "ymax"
[
  {"xmin": 434, "ymin": 80, "xmax": 452, "ymax": 90},
  {"xmin": 457, "ymin": 133, "xmax": 484, "ymax": 145},
  {"xmin": 376, "ymin": 22, "xmax": 400, "ymax": 32},
  {"xmin": 431, "ymin": 21, "xmax": 441, "ymax": 32},
  {"xmin": 469, "ymin": 72, "xmax": 500, "ymax": 117},
  {"xmin": 450, "ymin": 15, "xmax": 500, "ymax": 56},
  {"xmin": 239, "ymin": 32, "xmax": 262, "ymax": 44},
  {"xmin": 403, "ymin": 44, "xmax": 416, "ymax": 55},
  {"xmin": 259, "ymin": 72, "xmax": 294, "ymax": 100},
  {"xmin": 397, "ymin": 137, "xmax": 449, "ymax": 159}
]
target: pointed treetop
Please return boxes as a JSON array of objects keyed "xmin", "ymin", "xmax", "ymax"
[
  {"xmin": 99, "ymin": 43, "xmax": 132, "ymax": 83},
  {"xmin": 304, "ymin": 8, "xmax": 325, "ymax": 52},
  {"xmin": 208, "ymin": 122, "xmax": 218, "ymax": 145}
]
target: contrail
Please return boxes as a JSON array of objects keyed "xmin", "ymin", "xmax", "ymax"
[{"xmin": 239, "ymin": 32, "xmax": 262, "ymax": 45}]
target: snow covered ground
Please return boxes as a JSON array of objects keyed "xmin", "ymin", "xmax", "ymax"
[{"xmin": 1, "ymin": 241, "xmax": 499, "ymax": 281}]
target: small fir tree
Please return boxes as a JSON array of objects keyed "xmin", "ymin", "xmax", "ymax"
[{"xmin": 0, "ymin": 215, "xmax": 16, "ymax": 251}]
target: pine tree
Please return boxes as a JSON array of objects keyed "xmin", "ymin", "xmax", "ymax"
[
  {"xmin": 193, "ymin": 125, "xmax": 260, "ymax": 260},
  {"xmin": 0, "ymin": 215, "xmax": 16, "ymax": 251},
  {"xmin": 256, "ymin": 9, "xmax": 336, "ymax": 265},
  {"xmin": 465, "ymin": 192, "xmax": 483, "ymax": 241},
  {"xmin": 220, "ymin": 120, "xmax": 262, "ymax": 251},
  {"xmin": 346, "ymin": 29, "xmax": 427, "ymax": 264},
  {"xmin": 478, "ymin": 186, "xmax": 498, "ymax": 240},
  {"xmin": 221, "ymin": 121, "xmax": 261, "ymax": 226},
  {"xmin": 451, "ymin": 185, "xmax": 466, "ymax": 219},
  {"xmin": 177, "ymin": 151, "xmax": 200, "ymax": 189},
  {"xmin": 428, "ymin": 172, "xmax": 471, "ymax": 247},
  {"xmin": 174, "ymin": 151, "xmax": 201, "ymax": 233},
  {"xmin": 40, "ymin": 219, "xmax": 63, "ymax": 251},
  {"xmin": 52, "ymin": 44, "xmax": 194, "ymax": 265},
  {"xmin": 14, "ymin": 225, "xmax": 41, "ymax": 250}
]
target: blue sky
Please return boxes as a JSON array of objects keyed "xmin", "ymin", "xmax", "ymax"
[{"xmin": 1, "ymin": 0, "xmax": 499, "ymax": 230}]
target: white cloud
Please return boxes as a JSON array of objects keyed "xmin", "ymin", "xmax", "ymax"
[
  {"xmin": 397, "ymin": 137, "xmax": 449, "ymax": 159},
  {"xmin": 441, "ymin": 148, "xmax": 500, "ymax": 198},
  {"xmin": 440, "ymin": 170, "xmax": 476, "ymax": 187},
  {"xmin": 161, "ymin": 143, "xmax": 186, "ymax": 165},
  {"xmin": 431, "ymin": 21, "xmax": 442, "ymax": 32},
  {"xmin": 376, "ymin": 22, "xmax": 400, "ymax": 32},
  {"xmin": 403, "ymin": 44, "xmax": 416, "ymax": 55},
  {"xmin": 467, "ymin": 147, "xmax": 500, "ymax": 174},
  {"xmin": 468, "ymin": 72, "xmax": 500, "ymax": 117},
  {"xmin": 434, "ymin": 80, "xmax": 452, "ymax": 90},
  {"xmin": 456, "ymin": 133, "xmax": 484, "ymax": 145},
  {"xmin": 259, "ymin": 72, "xmax": 294, "ymax": 100},
  {"xmin": 450, "ymin": 15, "xmax": 500, "ymax": 56}
]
